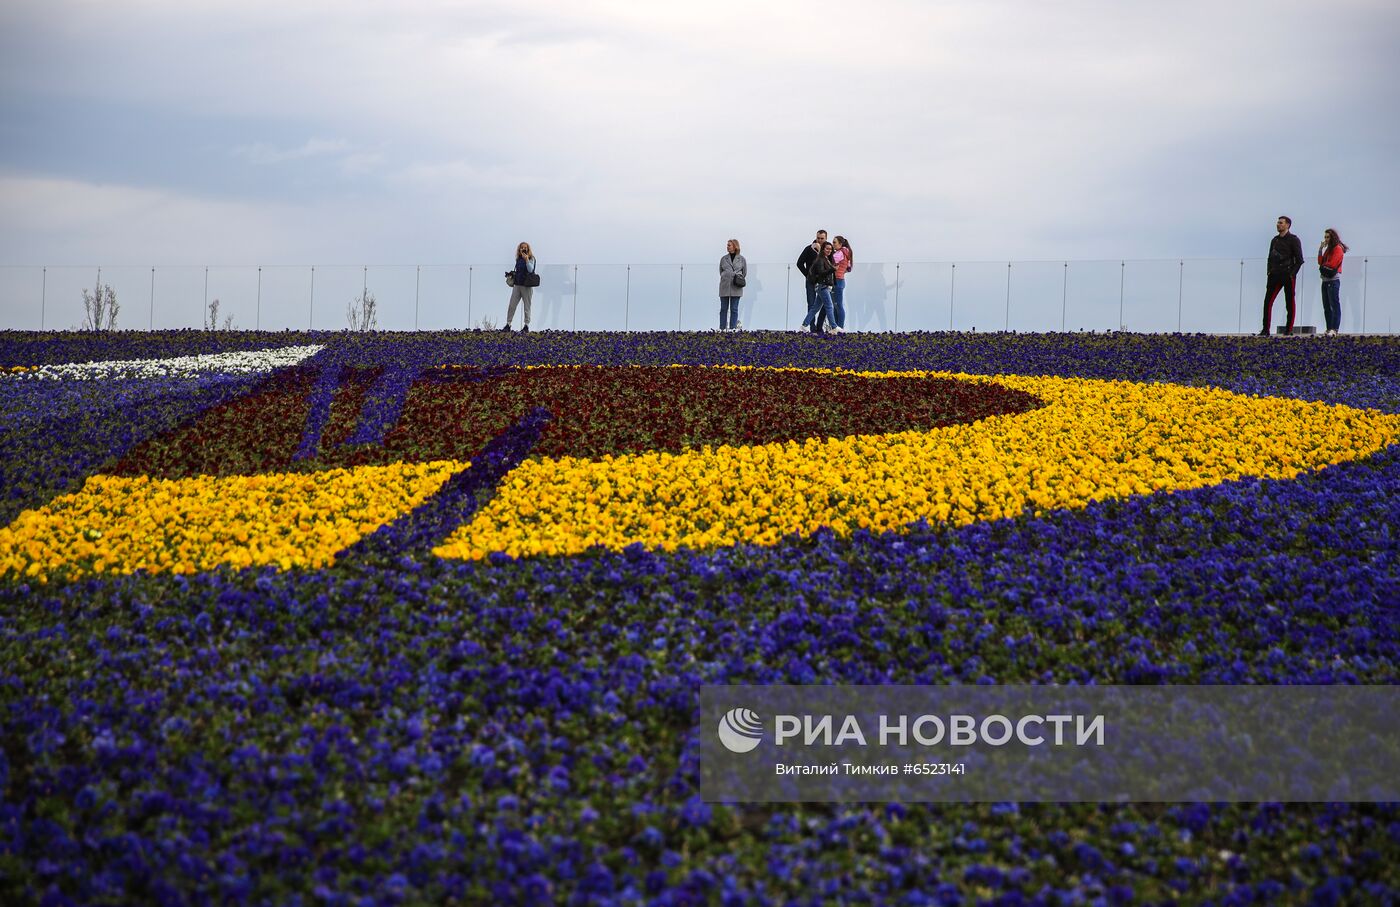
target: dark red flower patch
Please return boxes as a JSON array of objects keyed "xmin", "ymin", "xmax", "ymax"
[
  {"xmin": 511, "ymin": 367, "xmax": 1043, "ymax": 459},
  {"xmin": 112, "ymin": 366, "xmax": 385, "ymax": 477},
  {"xmin": 111, "ymin": 367, "xmax": 316, "ymax": 477},
  {"xmin": 111, "ymin": 366, "xmax": 1043, "ymax": 478}
]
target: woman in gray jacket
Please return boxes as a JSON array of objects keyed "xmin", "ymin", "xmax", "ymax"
[{"xmin": 718, "ymin": 239, "xmax": 747, "ymax": 331}]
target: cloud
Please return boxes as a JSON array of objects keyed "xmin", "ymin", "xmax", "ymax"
[
  {"xmin": 388, "ymin": 159, "xmax": 543, "ymax": 192},
  {"xmin": 231, "ymin": 138, "xmax": 352, "ymax": 166},
  {"xmin": 0, "ymin": 174, "xmax": 338, "ymax": 264},
  {"xmin": 1, "ymin": 0, "xmax": 1398, "ymax": 273},
  {"xmin": 229, "ymin": 139, "xmax": 384, "ymax": 178}
]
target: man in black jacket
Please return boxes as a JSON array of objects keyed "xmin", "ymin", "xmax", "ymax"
[
  {"xmin": 1260, "ymin": 215, "xmax": 1304, "ymax": 335},
  {"xmin": 796, "ymin": 229, "xmax": 827, "ymax": 331}
]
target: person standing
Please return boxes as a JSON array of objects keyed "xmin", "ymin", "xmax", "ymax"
[
  {"xmin": 831, "ymin": 236, "xmax": 853, "ymax": 333},
  {"xmin": 795, "ymin": 229, "xmax": 827, "ymax": 331},
  {"xmin": 503, "ymin": 242, "xmax": 538, "ymax": 333},
  {"xmin": 1318, "ymin": 228, "xmax": 1348, "ymax": 335},
  {"xmin": 1260, "ymin": 216, "xmax": 1304, "ymax": 335},
  {"xmin": 800, "ymin": 241, "xmax": 836, "ymax": 333},
  {"xmin": 718, "ymin": 239, "xmax": 748, "ymax": 331}
]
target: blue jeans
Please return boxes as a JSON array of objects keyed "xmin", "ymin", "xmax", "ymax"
[
  {"xmin": 802, "ymin": 285, "xmax": 834, "ymax": 331},
  {"xmin": 833, "ymin": 278, "xmax": 846, "ymax": 328},
  {"xmin": 720, "ymin": 296, "xmax": 740, "ymax": 330},
  {"xmin": 1321, "ymin": 280, "xmax": 1341, "ymax": 331}
]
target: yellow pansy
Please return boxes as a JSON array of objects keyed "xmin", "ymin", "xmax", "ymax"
[{"xmin": 433, "ymin": 370, "xmax": 1400, "ymax": 561}]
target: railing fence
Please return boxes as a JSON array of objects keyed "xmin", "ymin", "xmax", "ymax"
[{"xmin": 3, "ymin": 258, "xmax": 1395, "ymax": 334}]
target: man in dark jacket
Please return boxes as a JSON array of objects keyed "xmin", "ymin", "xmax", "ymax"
[
  {"xmin": 1260, "ymin": 215, "xmax": 1304, "ymax": 335},
  {"xmin": 796, "ymin": 229, "xmax": 827, "ymax": 331}
]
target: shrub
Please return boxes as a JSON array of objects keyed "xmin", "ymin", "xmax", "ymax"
[
  {"xmin": 348, "ymin": 290, "xmax": 378, "ymax": 332},
  {"xmin": 81, "ymin": 281, "xmax": 119, "ymax": 331}
]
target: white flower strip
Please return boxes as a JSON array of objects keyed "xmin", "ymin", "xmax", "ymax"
[{"xmin": 4, "ymin": 345, "xmax": 325, "ymax": 381}]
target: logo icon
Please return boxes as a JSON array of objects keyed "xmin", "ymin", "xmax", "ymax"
[{"xmin": 717, "ymin": 707, "xmax": 763, "ymax": 753}]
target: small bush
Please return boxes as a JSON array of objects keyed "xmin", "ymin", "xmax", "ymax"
[
  {"xmin": 204, "ymin": 298, "xmax": 235, "ymax": 331},
  {"xmin": 82, "ymin": 281, "xmax": 119, "ymax": 331},
  {"xmin": 348, "ymin": 290, "xmax": 378, "ymax": 332}
]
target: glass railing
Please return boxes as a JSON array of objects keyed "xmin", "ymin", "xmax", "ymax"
[{"xmin": 2, "ymin": 257, "xmax": 1395, "ymax": 334}]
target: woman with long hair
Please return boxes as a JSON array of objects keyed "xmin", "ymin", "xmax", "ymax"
[
  {"xmin": 718, "ymin": 238, "xmax": 747, "ymax": 331},
  {"xmin": 503, "ymin": 241, "xmax": 538, "ymax": 332},
  {"xmin": 1318, "ymin": 228, "xmax": 1348, "ymax": 335},
  {"xmin": 800, "ymin": 242, "xmax": 837, "ymax": 334},
  {"xmin": 831, "ymin": 236, "xmax": 853, "ymax": 333}
]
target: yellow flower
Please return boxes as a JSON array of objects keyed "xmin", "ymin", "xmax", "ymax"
[
  {"xmin": 433, "ymin": 370, "xmax": 1400, "ymax": 562},
  {"xmin": 0, "ymin": 460, "xmax": 468, "ymax": 582}
]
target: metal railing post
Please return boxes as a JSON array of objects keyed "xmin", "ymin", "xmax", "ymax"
[
  {"xmin": 149, "ymin": 267, "xmax": 155, "ymax": 331},
  {"xmin": 468, "ymin": 266, "xmax": 473, "ymax": 327},
  {"xmin": 624, "ymin": 265, "xmax": 631, "ymax": 332},
  {"xmin": 1237, "ymin": 260, "xmax": 1243, "ymax": 333},
  {"xmin": 572, "ymin": 265, "xmax": 578, "ymax": 331},
  {"xmin": 1361, "ymin": 257, "xmax": 1368, "ymax": 334},
  {"xmin": 894, "ymin": 263, "xmax": 901, "ymax": 332},
  {"xmin": 308, "ymin": 266, "xmax": 315, "ymax": 331},
  {"xmin": 1061, "ymin": 261, "xmax": 1068, "ymax": 332},
  {"xmin": 256, "ymin": 267, "xmax": 262, "ymax": 331},
  {"xmin": 203, "ymin": 266, "xmax": 209, "ymax": 327},
  {"xmin": 677, "ymin": 264, "xmax": 684, "ymax": 331},
  {"xmin": 40, "ymin": 266, "xmax": 46, "ymax": 331},
  {"xmin": 414, "ymin": 265, "xmax": 420, "ymax": 331},
  {"xmin": 949, "ymin": 262, "xmax": 956, "ymax": 331},
  {"xmin": 785, "ymin": 264, "xmax": 791, "ymax": 330},
  {"xmin": 1004, "ymin": 261, "xmax": 1011, "ymax": 331},
  {"xmin": 1118, "ymin": 261, "xmax": 1125, "ymax": 331},
  {"xmin": 1176, "ymin": 260, "xmax": 1183, "ymax": 332}
]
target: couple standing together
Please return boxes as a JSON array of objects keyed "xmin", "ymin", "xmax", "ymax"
[
  {"xmin": 1261, "ymin": 216, "xmax": 1349, "ymax": 336},
  {"xmin": 715, "ymin": 230, "xmax": 854, "ymax": 332},
  {"xmin": 798, "ymin": 230, "xmax": 853, "ymax": 334}
]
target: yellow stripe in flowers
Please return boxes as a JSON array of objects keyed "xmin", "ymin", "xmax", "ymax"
[
  {"xmin": 2, "ymin": 460, "xmax": 467, "ymax": 581},
  {"xmin": 433, "ymin": 371, "xmax": 1400, "ymax": 561}
]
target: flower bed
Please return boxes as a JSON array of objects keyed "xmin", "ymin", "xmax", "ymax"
[{"xmin": 1, "ymin": 331, "xmax": 1399, "ymax": 903}]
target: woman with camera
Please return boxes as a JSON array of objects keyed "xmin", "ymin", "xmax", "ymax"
[
  {"xmin": 718, "ymin": 239, "xmax": 747, "ymax": 331},
  {"xmin": 503, "ymin": 241, "xmax": 538, "ymax": 332}
]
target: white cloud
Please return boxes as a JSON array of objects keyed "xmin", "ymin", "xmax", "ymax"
[
  {"xmin": 0, "ymin": 175, "xmax": 338, "ymax": 263},
  {"xmin": 231, "ymin": 138, "xmax": 352, "ymax": 166},
  {"xmin": 2, "ymin": 0, "xmax": 1398, "ymax": 270}
]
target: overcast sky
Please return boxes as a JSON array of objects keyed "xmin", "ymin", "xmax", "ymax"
[{"xmin": 2, "ymin": 0, "xmax": 1398, "ymax": 268}]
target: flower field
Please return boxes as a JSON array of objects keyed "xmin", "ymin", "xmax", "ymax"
[{"xmin": 2, "ymin": 329, "xmax": 1399, "ymax": 904}]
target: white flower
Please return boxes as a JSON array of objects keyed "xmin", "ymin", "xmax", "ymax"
[{"xmin": 4, "ymin": 345, "xmax": 324, "ymax": 381}]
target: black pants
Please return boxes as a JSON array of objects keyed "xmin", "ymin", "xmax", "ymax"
[{"xmin": 1262, "ymin": 272, "xmax": 1296, "ymax": 332}]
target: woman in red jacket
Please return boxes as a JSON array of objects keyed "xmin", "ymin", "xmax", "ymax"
[{"xmin": 1318, "ymin": 228, "xmax": 1348, "ymax": 335}]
